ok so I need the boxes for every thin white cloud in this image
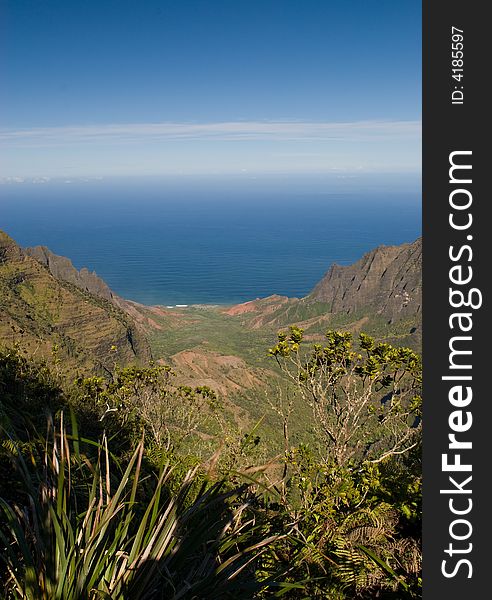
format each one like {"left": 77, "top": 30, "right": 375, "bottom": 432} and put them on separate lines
{"left": 0, "top": 119, "right": 421, "bottom": 147}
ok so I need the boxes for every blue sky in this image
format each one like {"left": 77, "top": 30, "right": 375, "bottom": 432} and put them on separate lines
{"left": 0, "top": 0, "right": 421, "bottom": 180}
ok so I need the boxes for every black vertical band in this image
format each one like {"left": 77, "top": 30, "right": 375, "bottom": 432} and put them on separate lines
{"left": 423, "top": 2, "right": 489, "bottom": 596}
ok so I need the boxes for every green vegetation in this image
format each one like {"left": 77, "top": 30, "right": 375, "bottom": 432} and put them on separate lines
{"left": 143, "top": 301, "right": 419, "bottom": 369}
{"left": 268, "top": 328, "right": 421, "bottom": 466}
{"left": 147, "top": 305, "right": 275, "bottom": 367}
{"left": 263, "top": 328, "right": 422, "bottom": 597}
{"left": 138, "top": 300, "right": 421, "bottom": 463}
{"left": 1, "top": 329, "right": 422, "bottom": 598}
{"left": 0, "top": 231, "right": 150, "bottom": 374}
{"left": 1, "top": 232, "right": 422, "bottom": 597}
{"left": 1, "top": 424, "right": 273, "bottom": 599}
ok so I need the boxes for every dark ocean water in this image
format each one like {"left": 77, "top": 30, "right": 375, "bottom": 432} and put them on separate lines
{"left": 0, "top": 178, "right": 421, "bottom": 305}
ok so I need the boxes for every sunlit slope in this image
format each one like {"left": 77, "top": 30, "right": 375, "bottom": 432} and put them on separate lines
{"left": 0, "top": 230, "right": 151, "bottom": 373}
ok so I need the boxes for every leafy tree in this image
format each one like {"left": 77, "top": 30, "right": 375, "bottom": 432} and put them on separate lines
{"left": 269, "top": 329, "right": 421, "bottom": 467}
{"left": 259, "top": 329, "right": 422, "bottom": 598}
{"left": 1, "top": 334, "right": 423, "bottom": 599}
{"left": 72, "top": 364, "right": 223, "bottom": 455}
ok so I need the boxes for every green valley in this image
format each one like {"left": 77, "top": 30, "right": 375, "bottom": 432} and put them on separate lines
{"left": 0, "top": 229, "right": 422, "bottom": 599}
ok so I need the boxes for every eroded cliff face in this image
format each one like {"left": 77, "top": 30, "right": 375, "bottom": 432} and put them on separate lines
{"left": 1, "top": 231, "right": 151, "bottom": 372}
{"left": 308, "top": 238, "right": 421, "bottom": 323}
{"left": 2, "top": 227, "right": 423, "bottom": 402}
{"left": 25, "top": 245, "right": 117, "bottom": 303}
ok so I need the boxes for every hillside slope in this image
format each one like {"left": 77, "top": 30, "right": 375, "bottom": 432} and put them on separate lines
{"left": 25, "top": 245, "right": 117, "bottom": 304}
{"left": 1, "top": 230, "right": 421, "bottom": 443}
{"left": 0, "top": 230, "right": 151, "bottom": 372}
{"left": 308, "top": 238, "right": 421, "bottom": 322}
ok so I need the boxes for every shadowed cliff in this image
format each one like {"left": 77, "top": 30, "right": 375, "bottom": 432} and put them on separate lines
{"left": 308, "top": 238, "right": 422, "bottom": 322}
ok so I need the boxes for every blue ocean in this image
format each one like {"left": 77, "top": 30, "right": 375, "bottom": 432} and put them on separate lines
{"left": 0, "top": 176, "right": 421, "bottom": 306}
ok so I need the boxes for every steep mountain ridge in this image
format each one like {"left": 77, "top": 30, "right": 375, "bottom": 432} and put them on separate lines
{"left": 25, "top": 245, "right": 119, "bottom": 305}
{"left": 2, "top": 228, "right": 421, "bottom": 387}
{"left": 308, "top": 238, "right": 421, "bottom": 321}
{"left": 214, "top": 238, "right": 422, "bottom": 334}
{"left": 0, "top": 230, "right": 151, "bottom": 372}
